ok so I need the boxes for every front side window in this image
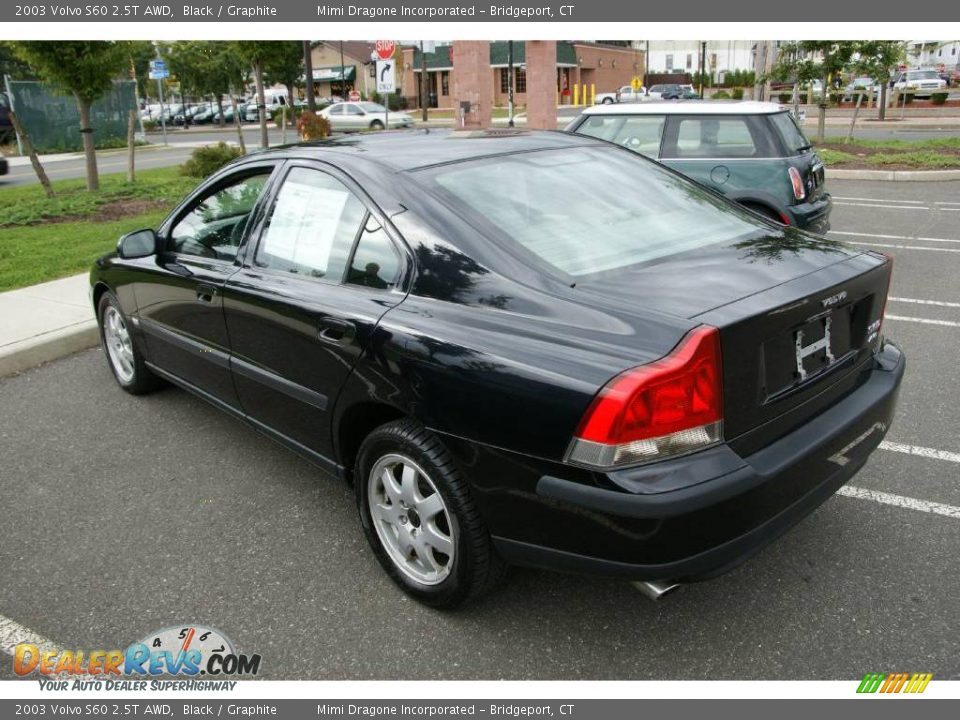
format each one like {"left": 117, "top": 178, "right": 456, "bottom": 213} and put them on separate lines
{"left": 576, "top": 115, "right": 665, "bottom": 158}
{"left": 665, "top": 116, "right": 759, "bottom": 158}
{"left": 169, "top": 172, "right": 271, "bottom": 261}
{"left": 426, "top": 146, "right": 761, "bottom": 278}
{"left": 255, "top": 167, "right": 365, "bottom": 281}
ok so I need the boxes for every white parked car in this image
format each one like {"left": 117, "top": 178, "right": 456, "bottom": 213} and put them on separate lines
{"left": 595, "top": 85, "right": 647, "bottom": 104}
{"left": 318, "top": 102, "right": 414, "bottom": 131}
{"left": 892, "top": 69, "right": 947, "bottom": 97}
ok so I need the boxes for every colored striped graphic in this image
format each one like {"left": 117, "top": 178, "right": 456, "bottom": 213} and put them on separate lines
{"left": 857, "top": 672, "right": 932, "bottom": 694}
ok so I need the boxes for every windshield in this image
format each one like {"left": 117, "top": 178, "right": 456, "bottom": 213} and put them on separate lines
{"left": 770, "top": 111, "right": 811, "bottom": 154}
{"left": 424, "top": 146, "right": 763, "bottom": 278}
{"left": 908, "top": 71, "right": 938, "bottom": 80}
{"left": 358, "top": 102, "right": 387, "bottom": 112}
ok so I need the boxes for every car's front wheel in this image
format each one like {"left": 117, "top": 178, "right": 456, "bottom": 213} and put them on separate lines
{"left": 97, "top": 292, "right": 161, "bottom": 395}
{"left": 369, "top": 119, "right": 384, "bottom": 130}
{"left": 602, "top": 97, "right": 614, "bottom": 104}
{"left": 356, "top": 419, "right": 506, "bottom": 607}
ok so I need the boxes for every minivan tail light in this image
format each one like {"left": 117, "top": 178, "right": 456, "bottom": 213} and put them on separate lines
{"left": 788, "top": 166, "right": 806, "bottom": 201}
{"left": 566, "top": 326, "right": 723, "bottom": 469}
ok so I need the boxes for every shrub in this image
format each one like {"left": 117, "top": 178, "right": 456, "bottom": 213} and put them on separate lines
{"left": 179, "top": 142, "right": 243, "bottom": 178}
{"left": 297, "top": 112, "right": 332, "bottom": 141}
{"left": 711, "top": 90, "right": 731, "bottom": 100}
{"left": 931, "top": 92, "right": 948, "bottom": 105}
{"left": 731, "top": 87, "right": 744, "bottom": 100}
{"left": 142, "top": 119, "right": 158, "bottom": 132}
{"left": 778, "top": 92, "right": 793, "bottom": 103}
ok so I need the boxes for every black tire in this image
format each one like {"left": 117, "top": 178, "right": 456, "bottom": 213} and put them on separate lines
{"left": 602, "top": 97, "right": 614, "bottom": 104}
{"left": 356, "top": 418, "right": 506, "bottom": 608}
{"left": 97, "top": 292, "right": 162, "bottom": 395}
{"left": 369, "top": 119, "right": 384, "bottom": 130}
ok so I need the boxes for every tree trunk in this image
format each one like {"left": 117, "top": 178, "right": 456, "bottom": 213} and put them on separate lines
{"left": 126, "top": 109, "right": 136, "bottom": 183}
{"left": 8, "top": 110, "right": 55, "bottom": 198}
{"left": 878, "top": 83, "right": 887, "bottom": 120}
{"left": 216, "top": 95, "right": 225, "bottom": 128}
{"left": 304, "top": 41, "right": 317, "bottom": 113}
{"left": 229, "top": 91, "right": 246, "bottom": 155}
{"left": 77, "top": 98, "right": 99, "bottom": 191}
{"left": 846, "top": 92, "right": 864, "bottom": 143}
{"left": 816, "top": 73, "right": 828, "bottom": 143}
{"left": 254, "top": 61, "right": 268, "bottom": 150}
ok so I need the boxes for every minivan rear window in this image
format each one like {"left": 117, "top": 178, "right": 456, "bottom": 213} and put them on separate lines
{"left": 425, "top": 146, "right": 762, "bottom": 278}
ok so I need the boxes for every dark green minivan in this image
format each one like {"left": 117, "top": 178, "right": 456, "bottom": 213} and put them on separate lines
{"left": 567, "top": 101, "right": 831, "bottom": 234}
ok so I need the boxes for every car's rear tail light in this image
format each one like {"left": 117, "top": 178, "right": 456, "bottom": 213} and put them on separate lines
{"left": 788, "top": 166, "right": 806, "bottom": 201}
{"left": 879, "top": 252, "right": 894, "bottom": 334}
{"left": 566, "top": 326, "right": 723, "bottom": 469}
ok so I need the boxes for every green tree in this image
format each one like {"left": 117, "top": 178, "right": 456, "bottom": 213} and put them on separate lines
{"left": 233, "top": 41, "right": 304, "bottom": 149}
{"left": 850, "top": 41, "right": 905, "bottom": 125}
{"left": 9, "top": 41, "right": 129, "bottom": 190}
{"left": 0, "top": 41, "right": 33, "bottom": 80}
{"left": 770, "top": 41, "right": 858, "bottom": 142}
{"left": 263, "top": 41, "right": 303, "bottom": 104}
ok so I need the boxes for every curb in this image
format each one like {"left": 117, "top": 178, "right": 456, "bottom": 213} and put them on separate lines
{"left": 0, "top": 321, "right": 99, "bottom": 378}
{"left": 826, "top": 168, "right": 960, "bottom": 182}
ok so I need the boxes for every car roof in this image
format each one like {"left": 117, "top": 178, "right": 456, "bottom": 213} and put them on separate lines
{"left": 262, "top": 129, "right": 604, "bottom": 172}
{"left": 581, "top": 101, "right": 787, "bottom": 116}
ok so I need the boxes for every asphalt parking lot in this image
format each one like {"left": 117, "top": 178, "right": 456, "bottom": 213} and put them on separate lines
{"left": 1, "top": 178, "right": 959, "bottom": 681}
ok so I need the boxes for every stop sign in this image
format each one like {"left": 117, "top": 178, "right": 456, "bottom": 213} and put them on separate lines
{"left": 375, "top": 40, "right": 396, "bottom": 61}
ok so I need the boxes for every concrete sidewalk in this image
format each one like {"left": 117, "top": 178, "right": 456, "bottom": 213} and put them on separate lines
{"left": 0, "top": 273, "right": 98, "bottom": 377}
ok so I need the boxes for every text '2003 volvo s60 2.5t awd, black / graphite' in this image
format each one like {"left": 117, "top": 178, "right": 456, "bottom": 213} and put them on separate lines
{"left": 89, "top": 129, "right": 904, "bottom": 608}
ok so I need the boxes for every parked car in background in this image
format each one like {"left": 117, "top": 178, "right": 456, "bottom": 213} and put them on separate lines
{"left": 0, "top": 90, "right": 13, "bottom": 151}
{"left": 595, "top": 85, "right": 647, "bottom": 104}
{"left": 647, "top": 84, "right": 700, "bottom": 100}
{"left": 842, "top": 77, "right": 880, "bottom": 101}
{"left": 172, "top": 104, "right": 211, "bottom": 126}
{"left": 891, "top": 69, "right": 947, "bottom": 97}
{"left": 567, "top": 101, "right": 832, "bottom": 233}
{"left": 318, "top": 102, "right": 413, "bottom": 131}
{"left": 89, "top": 129, "right": 902, "bottom": 607}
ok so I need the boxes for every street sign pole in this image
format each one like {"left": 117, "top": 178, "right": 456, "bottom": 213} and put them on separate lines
{"left": 150, "top": 52, "right": 169, "bottom": 146}
{"left": 157, "top": 77, "right": 167, "bottom": 146}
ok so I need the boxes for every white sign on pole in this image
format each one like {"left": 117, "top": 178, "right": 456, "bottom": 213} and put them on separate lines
{"left": 376, "top": 60, "right": 396, "bottom": 94}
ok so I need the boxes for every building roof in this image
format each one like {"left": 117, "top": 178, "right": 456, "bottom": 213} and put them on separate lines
{"left": 581, "top": 100, "right": 787, "bottom": 116}
{"left": 265, "top": 129, "right": 602, "bottom": 172}
{"left": 317, "top": 41, "right": 376, "bottom": 64}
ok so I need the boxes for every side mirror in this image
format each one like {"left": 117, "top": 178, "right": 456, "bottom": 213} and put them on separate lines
{"left": 117, "top": 229, "right": 159, "bottom": 259}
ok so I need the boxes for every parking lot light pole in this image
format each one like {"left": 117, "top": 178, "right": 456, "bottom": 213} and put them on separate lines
{"left": 421, "top": 41, "right": 429, "bottom": 122}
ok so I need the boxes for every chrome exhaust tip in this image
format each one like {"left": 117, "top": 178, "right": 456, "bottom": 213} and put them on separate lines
{"left": 632, "top": 580, "right": 681, "bottom": 601}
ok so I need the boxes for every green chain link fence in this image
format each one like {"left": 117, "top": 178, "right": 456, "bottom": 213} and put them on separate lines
{"left": 5, "top": 79, "right": 137, "bottom": 153}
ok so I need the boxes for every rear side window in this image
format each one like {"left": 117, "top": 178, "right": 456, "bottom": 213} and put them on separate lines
{"left": 769, "top": 111, "right": 811, "bottom": 155}
{"left": 426, "top": 146, "right": 761, "bottom": 278}
{"left": 347, "top": 220, "right": 402, "bottom": 290}
{"left": 576, "top": 115, "right": 665, "bottom": 158}
{"left": 255, "top": 167, "right": 365, "bottom": 281}
{"left": 663, "top": 116, "right": 759, "bottom": 158}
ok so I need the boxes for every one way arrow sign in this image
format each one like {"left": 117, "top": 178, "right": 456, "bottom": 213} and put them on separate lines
{"left": 376, "top": 60, "right": 395, "bottom": 94}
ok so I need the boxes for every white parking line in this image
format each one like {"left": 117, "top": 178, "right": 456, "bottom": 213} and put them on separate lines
{"left": 879, "top": 440, "right": 960, "bottom": 464}
{"left": 885, "top": 314, "right": 960, "bottom": 328}
{"left": 889, "top": 297, "right": 960, "bottom": 308}
{"left": 838, "top": 486, "right": 960, "bottom": 520}
{"left": 832, "top": 196, "right": 927, "bottom": 204}
{"left": 934, "top": 201, "right": 960, "bottom": 207}
{"left": 0, "top": 615, "right": 61, "bottom": 657}
{"left": 830, "top": 231, "right": 960, "bottom": 245}
{"left": 833, "top": 202, "right": 929, "bottom": 211}
{"left": 846, "top": 241, "right": 960, "bottom": 254}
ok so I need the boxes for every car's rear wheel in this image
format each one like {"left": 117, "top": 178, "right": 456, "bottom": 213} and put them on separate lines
{"left": 369, "top": 119, "right": 384, "bottom": 130}
{"left": 741, "top": 202, "right": 784, "bottom": 224}
{"left": 97, "top": 292, "right": 161, "bottom": 395}
{"left": 602, "top": 97, "right": 614, "bottom": 104}
{"left": 356, "top": 419, "right": 506, "bottom": 607}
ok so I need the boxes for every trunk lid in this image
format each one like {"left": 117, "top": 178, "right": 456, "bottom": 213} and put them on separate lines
{"left": 576, "top": 230, "right": 891, "bottom": 450}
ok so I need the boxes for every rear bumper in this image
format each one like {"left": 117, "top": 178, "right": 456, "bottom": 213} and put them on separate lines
{"left": 468, "top": 340, "right": 904, "bottom": 582}
{"left": 788, "top": 193, "right": 832, "bottom": 234}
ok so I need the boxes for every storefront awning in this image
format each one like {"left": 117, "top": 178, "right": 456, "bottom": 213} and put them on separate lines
{"left": 312, "top": 66, "right": 356, "bottom": 82}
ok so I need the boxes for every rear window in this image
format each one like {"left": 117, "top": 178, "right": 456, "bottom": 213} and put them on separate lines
{"left": 769, "top": 111, "right": 811, "bottom": 154}
{"left": 424, "top": 146, "right": 761, "bottom": 278}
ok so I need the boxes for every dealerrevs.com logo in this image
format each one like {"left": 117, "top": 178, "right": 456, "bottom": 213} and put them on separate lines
{"left": 857, "top": 673, "right": 933, "bottom": 694}
{"left": 14, "top": 625, "right": 261, "bottom": 690}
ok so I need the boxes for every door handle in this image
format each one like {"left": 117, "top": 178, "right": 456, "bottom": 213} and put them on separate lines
{"left": 196, "top": 284, "right": 217, "bottom": 304}
{"left": 318, "top": 318, "right": 355, "bottom": 344}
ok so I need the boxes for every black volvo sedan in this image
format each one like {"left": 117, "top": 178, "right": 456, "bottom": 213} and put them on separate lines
{"left": 90, "top": 129, "right": 904, "bottom": 607}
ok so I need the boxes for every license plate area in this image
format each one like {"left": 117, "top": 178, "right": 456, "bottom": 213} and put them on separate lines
{"left": 762, "top": 308, "right": 855, "bottom": 402}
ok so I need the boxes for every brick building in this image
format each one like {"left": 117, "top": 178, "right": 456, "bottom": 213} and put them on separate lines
{"left": 398, "top": 41, "right": 645, "bottom": 109}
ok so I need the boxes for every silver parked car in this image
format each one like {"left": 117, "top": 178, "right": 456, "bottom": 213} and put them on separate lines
{"left": 318, "top": 102, "right": 414, "bottom": 132}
